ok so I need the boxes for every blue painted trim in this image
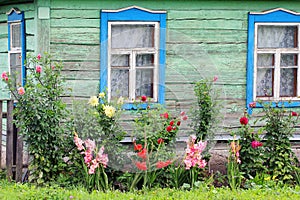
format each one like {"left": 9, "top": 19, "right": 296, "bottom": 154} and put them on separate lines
{"left": 247, "top": 9, "right": 300, "bottom": 113}
{"left": 100, "top": 7, "right": 167, "bottom": 109}
{"left": 7, "top": 10, "right": 26, "bottom": 86}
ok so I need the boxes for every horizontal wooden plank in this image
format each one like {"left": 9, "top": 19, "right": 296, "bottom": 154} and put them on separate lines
{"left": 64, "top": 79, "right": 99, "bottom": 97}
{"left": 0, "top": 3, "right": 34, "bottom": 15}
{"left": 167, "top": 42, "right": 247, "bottom": 54}
{"left": 168, "top": 19, "right": 246, "bottom": 30}
{"left": 62, "top": 61, "right": 100, "bottom": 71}
{"left": 51, "top": 18, "right": 100, "bottom": 28}
{"left": 168, "top": 10, "right": 247, "bottom": 20}
{"left": 50, "top": 44, "right": 100, "bottom": 61}
{"left": 50, "top": 0, "right": 300, "bottom": 11}
{"left": 50, "top": 29, "right": 99, "bottom": 45}
{"left": 51, "top": 9, "right": 100, "bottom": 19}
{"left": 0, "top": 53, "right": 8, "bottom": 67}
{"left": 61, "top": 70, "right": 100, "bottom": 80}
{"left": 167, "top": 29, "right": 247, "bottom": 43}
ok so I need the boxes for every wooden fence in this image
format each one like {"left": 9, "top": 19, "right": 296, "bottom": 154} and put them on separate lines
{"left": 0, "top": 100, "right": 23, "bottom": 182}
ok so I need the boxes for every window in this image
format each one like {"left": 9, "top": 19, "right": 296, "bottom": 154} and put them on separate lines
{"left": 7, "top": 8, "right": 26, "bottom": 87}
{"left": 247, "top": 8, "right": 300, "bottom": 112}
{"left": 100, "top": 6, "right": 166, "bottom": 109}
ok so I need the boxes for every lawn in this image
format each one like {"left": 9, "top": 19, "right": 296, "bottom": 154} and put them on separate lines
{"left": 0, "top": 180, "right": 300, "bottom": 200}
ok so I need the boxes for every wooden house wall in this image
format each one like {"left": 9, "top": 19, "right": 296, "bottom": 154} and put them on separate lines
{"left": 2, "top": 1, "right": 300, "bottom": 138}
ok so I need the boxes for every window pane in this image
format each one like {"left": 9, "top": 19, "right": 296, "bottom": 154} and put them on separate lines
{"left": 257, "top": 54, "right": 274, "bottom": 67}
{"left": 256, "top": 68, "right": 273, "bottom": 97}
{"left": 111, "top": 54, "right": 129, "bottom": 67}
{"left": 11, "top": 23, "right": 21, "bottom": 49}
{"left": 111, "top": 69, "right": 129, "bottom": 98}
{"left": 111, "top": 24, "right": 154, "bottom": 49}
{"left": 136, "top": 54, "right": 154, "bottom": 67}
{"left": 10, "top": 53, "right": 22, "bottom": 86}
{"left": 280, "top": 68, "right": 297, "bottom": 97}
{"left": 281, "top": 54, "right": 298, "bottom": 67}
{"left": 257, "top": 25, "right": 297, "bottom": 48}
{"left": 135, "top": 69, "right": 153, "bottom": 98}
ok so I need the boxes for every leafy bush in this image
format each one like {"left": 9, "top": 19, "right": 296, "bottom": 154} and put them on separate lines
{"left": 189, "top": 77, "right": 220, "bottom": 142}
{"left": 2, "top": 53, "right": 72, "bottom": 184}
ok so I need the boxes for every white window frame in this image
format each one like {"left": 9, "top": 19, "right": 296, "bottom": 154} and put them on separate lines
{"left": 8, "top": 22, "right": 22, "bottom": 86}
{"left": 253, "top": 22, "right": 300, "bottom": 101}
{"left": 107, "top": 21, "right": 159, "bottom": 102}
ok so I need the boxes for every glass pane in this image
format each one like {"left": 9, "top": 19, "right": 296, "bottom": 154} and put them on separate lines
{"left": 135, "top": 69, "right": 153, "bottom": 98}
{"left": 136, "top": 54, "right": 154, "bottom": 67}
{"left": 280, "top": 68, "right": 296, "bottom": 97}
{"left": 110, "top": 69, "right": 129, "bottom": 98}
{"left": 111, "top": 54, "right": 129, "bottom": 67}
{"left": 11, "top": 23, "right": 21, "bottom": 49}
{"left": 257, "top": 25, "right": 297, "bottom": 48}
{"left": 257, "top": 54, "right": 274, "bottom": 67}
{"left": 10, "top": 53, "right": 22, "bottom": 86}
{"left": 111, "top": 24, "right": 154, "bottom": 49}
{"left": 281, "top": 54, "right": 298, "bottom": 67}
{"left": 256, "top": 68, "right": 273, "bottom": 97}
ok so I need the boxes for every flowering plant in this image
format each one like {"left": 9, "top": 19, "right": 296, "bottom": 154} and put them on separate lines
{"left": 133, "top": 96, "right": 187, "bottom": 151}
{"left": 183, "top": 135, "right": 207, "bottom": 188}
{"left": 236, "top": 112, "right": 266, "bottom": 179}
{"left": 74, "top": 133, "right": 109, "bottom": 191}
{"left": 2, "top": 53, "right": 72, "bottom": 184}
{"left": 72, "top": 92, "right": 126, "bottom": 172}
{"left": 227, "top": 136, "right": 243, "bottom": 190}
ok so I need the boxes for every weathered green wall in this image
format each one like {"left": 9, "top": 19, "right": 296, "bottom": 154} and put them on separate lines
{"left": 2, "top": 0, "right": 300, "bottom": 136}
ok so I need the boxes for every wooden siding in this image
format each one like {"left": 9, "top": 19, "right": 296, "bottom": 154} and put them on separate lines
{"left": 2, "top": 1, "right": 300, "bottom": 137}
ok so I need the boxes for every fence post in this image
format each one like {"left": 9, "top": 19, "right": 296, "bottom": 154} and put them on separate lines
{"left": 6, "top": 100, "right": 13, "bottom": 181}
{"left": 0, "top": 100, "right": 2, "bottom": 169}
{"left": 15, "top": 128, "right": 23, "bottom": 182}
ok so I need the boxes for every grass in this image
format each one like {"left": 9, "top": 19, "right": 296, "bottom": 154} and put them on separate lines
{"left": 1, "top": 180, "right": 300, "bottom": 200}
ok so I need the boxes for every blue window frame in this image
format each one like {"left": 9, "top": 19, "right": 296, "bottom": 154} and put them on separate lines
{"left": 7, "top": 8, "right": 26, "bottom": 87}
{"left": 100, "top": 6, "right": 166, "bottom": 109}
{"left": 247, "top": 8, "right": 300, "bottom": 113}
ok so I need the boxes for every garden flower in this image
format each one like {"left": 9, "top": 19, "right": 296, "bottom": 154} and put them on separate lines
{"left": 74, "top": 132, "right": 84, "bottom": 151}
{"left": 292, "top": 111, "right": 298, "bottom": 116}
{"left": 85, "top": 139, "right": 96, "bottom": 151}
{"left": 170, "top": 120, "right": 174, "bottom": 126}
{"left": 89, "top": 159, "right": 99, "bottom": 174}
{"left": 177, "top": 121, "right": 181, "bottom": 126}
{"left": 239, "top": 116, "right": 248, "bottom": 125}
{"left": 251, "top": 140, "right": 263, "bottom": 149}
{"left": 157, "top": 138, "right": 164, "bottom": 144}
{"left": 141, "top": 95, "right": 147, "bottom": 102}
{"left": 184, "top": 135, "right": 207, "bottom": 169}
{"left": 180, "top": 111, "right": 185, "bottom": 116}
{"left": 17, "top": 87, "right": 25, "bottom": 95}
{"left": 134, "top": 142, "right": 143, "bottom": 151}
{"left": 36, "top": 65, "right": 42, "bottom": 73}
{"left": 160, "top": 112, "right": 169, "bottom": 119}
{"left": 104, "top": 105, "right": 116, "bottom": 118}
{"left": 172, "top": 126, "right": 177, "bottom": 130}
{"left": 117, "top": 96, "right": 124, "bottom": 105}
{"left": 1, "top": 71, "right": 8, "bottom": 81}
{"left": 166, "top": 125, "right": 172, "bottom": 132}
{"left": 156, "top": 160, "right": 172, "bottom": 169}
{"left": 249, "top": 102, "right": 256, "bottom": 108}
{"left": 182, "top": 115, "right": 188, "bottom": 120}
{"left": 213, "top": 75, "right": 218, "bottom": 82}
{"left": 135, "top": 161, "right": 147, "bottom": 171}
{"left": 137, "top": 148, "right": 147, "bottom": 159}
{"left": 96, "top": 146, "right": 109, "bottom": 168}
{"left": 83, "top": 149, "right": 93, "bottom": 165}
{"left": 37, "top": 53, "right": 41, "bottom": 60}
{"left": 88, "top": 96, "right": 99, "bottom": 106}
{"left": 98, "top": 92, "right": 105, "bottom": 98}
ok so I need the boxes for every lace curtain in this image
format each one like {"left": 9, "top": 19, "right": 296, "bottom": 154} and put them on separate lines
{"left": 256, "top": 26, "right": 297, "bottom": 97}
{"left": 110, "top": 25, "right": 155, "bottom": 98}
